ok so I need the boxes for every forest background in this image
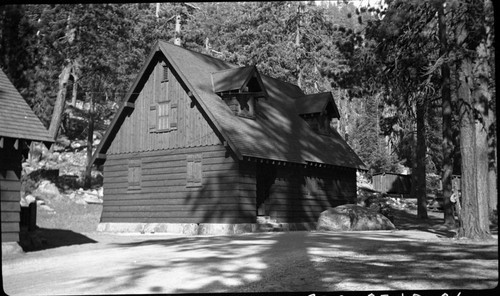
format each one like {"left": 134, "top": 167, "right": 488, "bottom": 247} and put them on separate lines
{"left": 0, "top": 0, "right": 496, "bottom": 240}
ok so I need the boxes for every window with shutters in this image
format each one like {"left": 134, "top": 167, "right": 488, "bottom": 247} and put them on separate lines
{"left": 128, "top": 159, "right": 141, "bottom": 190}
{"left": 150, "top": 101, "right": 178, "bottom": 132}
{"left": 149, "top": 62, "right": 177, "bottom": 133}
{"left": 186, "top": 154, "right": 202, "bottom": 187}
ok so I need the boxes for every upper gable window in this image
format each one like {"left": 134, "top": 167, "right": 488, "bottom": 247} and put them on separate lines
{"left": 149, "top": 61, "right": 178, "bottom": 133}
{"left": 157, "top": 102, "right": 170, "bottom": 131}
{"left": 150, "top": 101, "right": 178, "bottom": 132}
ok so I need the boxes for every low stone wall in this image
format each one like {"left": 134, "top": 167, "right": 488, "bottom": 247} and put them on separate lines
{"left": 97, "top": 222, "right": 317, "bottom": 235}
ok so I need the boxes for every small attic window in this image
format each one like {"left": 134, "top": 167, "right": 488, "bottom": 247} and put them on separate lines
{"left": 222, "top": 94, "right": 256, "bottom": 118}
{"left": 162, "top": 65, "right": 169, "bottom": 82}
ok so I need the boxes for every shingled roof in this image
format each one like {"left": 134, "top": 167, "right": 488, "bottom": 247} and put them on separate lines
{"left": 0, "top": 69, "right": 53, "bottom": 143}
{"left": 92, "top": 40, "right": 365, "bottom": 170}
{"left": 212, "top": 66, "right": 255, "bottom": 93}
{"left": 294, "top": 92, "right": 340, "bottom": 118}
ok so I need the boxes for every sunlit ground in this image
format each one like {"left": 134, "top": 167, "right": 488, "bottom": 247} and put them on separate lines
{"left": 3, "top": 231, "right": 497, "bottom": 294}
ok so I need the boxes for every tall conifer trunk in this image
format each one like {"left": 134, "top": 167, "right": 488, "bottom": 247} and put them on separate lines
{"left": 456, "top": 11, "right": 491, "bottom": 238}
{"left": 48, "top": 63, "right": 72, "bottom": 139}
{"left": 437, "top": 0, "right": 455, "bottom": 226}
{"left": 84, "top": 92, "right": 94, "bottom": 189}
{"left": 481, "top": 0, "right": 497, "bottom": 218}
{"left": 415, "top": 98, "right": 428, "bottom": 219}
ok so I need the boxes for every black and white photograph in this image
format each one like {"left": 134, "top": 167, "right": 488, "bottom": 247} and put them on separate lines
{"left": 1, "top": 1, "right": 497, "bottom": 295}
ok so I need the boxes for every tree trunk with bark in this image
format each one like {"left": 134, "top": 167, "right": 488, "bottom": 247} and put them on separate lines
{"left": 174, "top": 15, "right": 181, "bottom": 46}
{"left": 472, "top": 0, "right": 493, "bottom": 231}
{"left": 454, "top": 0, "right": 492, "bottom": 240}
{"left": 437, "top": 0, "right": 455, "bottom": 226}
{"left": 48, "top": 63, "right": 72, "bottom": 139}
{"left": 70, "top": 76, "right": 78, "bottom": 106}
{"left": 456, "top": 57, "right": 491, "bottom": 239}
{"left": 482, "top": 0, "right": 497, "bottom": 217}
{"left": 84, "top": 92, "right": 94, "bottom": 189}
{"left": 415, "top": 98, "right": 428, "bottom": 219}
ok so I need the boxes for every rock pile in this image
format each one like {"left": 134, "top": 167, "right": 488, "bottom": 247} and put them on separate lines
{"left": 68, "top": 188, "right": 103, "bottom": 204}
{"left": 21, "top": 179, "right": 103, "bottom": 210}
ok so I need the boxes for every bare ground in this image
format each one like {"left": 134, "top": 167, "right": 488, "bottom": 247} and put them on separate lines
{"left": 2, "top": 207, "right": 498, "bottom": 295}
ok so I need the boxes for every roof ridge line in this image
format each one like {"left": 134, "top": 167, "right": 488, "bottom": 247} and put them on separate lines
{"left": 158, "top": 40, "right": 238, "bottom": 69}
{"left": 260, "top": 73, "right": 301, "bottom": 90}
{"left": 210, "top": 65, "right": 255, "bottom": 74}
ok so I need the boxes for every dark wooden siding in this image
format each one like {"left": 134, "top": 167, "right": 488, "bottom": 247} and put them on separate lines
{"left": 108, "top": 58, "right": 221, "bottom": 154}
{"left": 1, "top": 170, "right": 21, "bottom": 242}
{"left": 240, "top": 161, "right": 356, "bottom": 223}
{"left": 102, "top": 145, "right": 256, "bottom": 224}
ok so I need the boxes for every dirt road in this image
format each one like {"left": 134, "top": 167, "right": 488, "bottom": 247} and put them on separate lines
{"left": 2, "top": 229, "right": 497, "bottom": 295}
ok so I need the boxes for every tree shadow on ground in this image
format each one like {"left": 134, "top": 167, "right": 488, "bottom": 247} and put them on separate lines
{"left": 391, "top": 207, "right": 498, "bottom": 238}
{"left": 304, "top": 231, "right": 498, "bottom": 291}
{"left": 391, "top": 208, "right": 458, "bottom": 238}
{"left": 18, "top": 227, "right": 97, "bottom": 252}
{"left": 74, "top": 230, "right": 498, "bottom": 294}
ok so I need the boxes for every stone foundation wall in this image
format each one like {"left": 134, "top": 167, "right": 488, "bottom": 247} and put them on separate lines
{"left": 97, "top": 222, "right": 317, "bottom": 235}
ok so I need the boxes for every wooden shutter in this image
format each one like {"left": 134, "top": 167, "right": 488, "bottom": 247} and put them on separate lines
{"left": 186, "top": 154, "right": 202, "bottom": 187}
{"left": 193, "top": 160, "right": 202, "bottom": 184}
{"left": 186, "top": 155, "right": 194, "bottom": 183}
{"left": 149, "top": 105, "right": 157, "bottom": 131}
{"left": 170, "top": 102, "right": 178, "bottom": 129}
{"left": 128, "top": 159, "right": 141, "bottom": 190}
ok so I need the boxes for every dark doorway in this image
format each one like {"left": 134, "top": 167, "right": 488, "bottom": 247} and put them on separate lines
{"left": 256, "top": 163, "right": 276, "bottom": 216}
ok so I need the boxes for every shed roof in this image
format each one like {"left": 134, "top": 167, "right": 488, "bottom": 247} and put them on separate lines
{"left": 0, "top": 69, "right": 53, "bottom": 143}
{"left": 294, "top": 92, "right": 340, "bottom": 118}
{"left": 92, "top": 41, "right": 365, "bottom": 170}
{"left": 211, "top": 66, "right": 256, "bottom": 93}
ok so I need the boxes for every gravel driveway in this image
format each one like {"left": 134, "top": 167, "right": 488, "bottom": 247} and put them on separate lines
{"left": 2, "top": 230, "right": 497, "bottom": 295}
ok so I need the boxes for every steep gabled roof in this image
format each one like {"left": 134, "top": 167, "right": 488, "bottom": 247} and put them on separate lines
{"left": 294, "top": 92, "right": 340, "bottom": 119}
{"left": 0, "top": 69, "right": 53, "bottom": 143}
{"left": 91, "top": 40, "right": 365, "bottom": 170}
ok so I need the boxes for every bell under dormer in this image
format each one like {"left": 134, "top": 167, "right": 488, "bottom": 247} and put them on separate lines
{"left": 211, "top": 66, "right": 268, "bottom": 118}
{"left": 294, "top": 92, "right": 341, "bottom": 135}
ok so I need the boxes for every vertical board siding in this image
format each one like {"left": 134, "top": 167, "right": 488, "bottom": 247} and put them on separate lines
{"left": 109, "top": 58, "right": 221, "bottom": 155}
{"left": 1, "top": 170, "right": 20, "bottom": 242}
{"left": 373, "top": 173, "right": 412, "bottom": 194}
{"left": 102, "top": 145, "right": 254, "bottom": 224}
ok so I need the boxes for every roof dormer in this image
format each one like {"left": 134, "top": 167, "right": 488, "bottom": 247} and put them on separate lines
{"left": 212, "top": 66, "right": 268, "bottom": 119}
{"left": 294, "top": 92, "right": 340, "bottom": 135}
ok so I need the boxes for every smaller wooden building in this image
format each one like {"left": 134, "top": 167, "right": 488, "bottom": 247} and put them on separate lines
{"left": 0, "top": 69, "right": 53, "bottom": 249}
{"left": 372, "top": 172, "right": 412, "bottom": 196}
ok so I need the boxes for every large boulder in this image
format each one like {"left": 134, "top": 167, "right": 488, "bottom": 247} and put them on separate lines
{"left": 317, "top": 204, "right": 396, "bottom": 231}
{"left": 32, "top": 180, "right": 60, "bottom": 199}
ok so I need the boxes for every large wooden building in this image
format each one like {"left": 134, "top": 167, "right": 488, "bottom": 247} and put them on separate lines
{"left": 0, "top": 69, "right": 53, "bottom": 249}
{"left": 91, "top": 41, "right": 365, "bottom": 234}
